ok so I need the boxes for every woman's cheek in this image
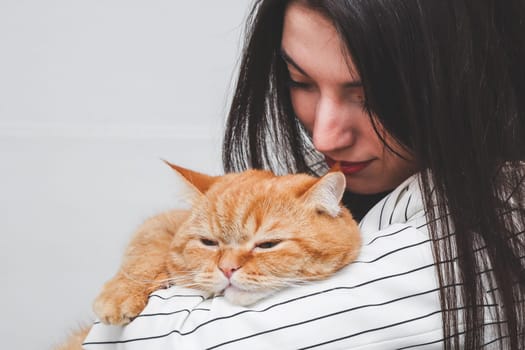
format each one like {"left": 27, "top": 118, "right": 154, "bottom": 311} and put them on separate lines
{"left": 290, "top": 90, "right": 317, "bottom": 131}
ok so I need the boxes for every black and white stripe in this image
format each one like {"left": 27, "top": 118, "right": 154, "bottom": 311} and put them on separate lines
{"left": 82, "top": 174, "right": 500, "bottom": 349}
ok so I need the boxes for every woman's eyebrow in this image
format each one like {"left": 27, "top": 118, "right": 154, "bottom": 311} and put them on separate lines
{"left": 280, "top": 48, "right": 309, "bottom": 76}
{"left": 343, "top": 80, "right": 363, "bottom": 88}
{"left": 280, "top": 47, "right": 363, "bottom": 88}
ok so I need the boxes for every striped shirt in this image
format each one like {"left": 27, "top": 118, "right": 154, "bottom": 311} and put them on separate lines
{"left": 82, "top": 173, "right": 501, "bottom": 349}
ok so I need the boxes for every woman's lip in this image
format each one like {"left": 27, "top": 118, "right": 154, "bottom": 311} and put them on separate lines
{"left": 326, "top": 157, "right": 373, "bottom": 175}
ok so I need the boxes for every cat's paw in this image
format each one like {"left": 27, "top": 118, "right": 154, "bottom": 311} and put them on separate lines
{"left": 93, "top": 279, "right": 148, "bottom": 326}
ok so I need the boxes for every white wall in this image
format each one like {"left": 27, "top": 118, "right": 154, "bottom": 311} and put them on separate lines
{"left": 0, "top": 1, "right": 252, "bottom": 349}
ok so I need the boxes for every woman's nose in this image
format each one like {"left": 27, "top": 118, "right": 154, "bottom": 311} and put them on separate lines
{"left": 312, "top": 96, "right": 355, "bottom": 153}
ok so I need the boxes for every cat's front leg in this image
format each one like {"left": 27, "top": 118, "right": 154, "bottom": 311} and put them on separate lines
{"left": 93, "top": 271, "right": 168, "bottom": 325}
{"left": 92, "top": 210, "right": 188, "bottom": 325}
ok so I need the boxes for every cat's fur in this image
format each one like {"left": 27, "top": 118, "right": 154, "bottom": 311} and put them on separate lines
{"left": 58, "top": 162, "right": 361, "bottom": 349}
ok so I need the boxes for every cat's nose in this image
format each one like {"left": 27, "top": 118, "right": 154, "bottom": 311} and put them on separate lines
{"left": 220, "top": 266, "right": 239, "bottom": 279}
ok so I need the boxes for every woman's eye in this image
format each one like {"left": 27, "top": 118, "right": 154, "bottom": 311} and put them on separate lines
{"left": 200, "top": 238, "right": 219, "bottom": 247}
{"left": 287, "top": 79, "right": 312, "bottom": 90}
{"left": 256, "top": 240, "right": 282, "bottom": 249}
{"left": 348, "top": 93, "right": 365, "bottom": 105}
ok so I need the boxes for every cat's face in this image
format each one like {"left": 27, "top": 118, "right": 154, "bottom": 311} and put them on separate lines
{"left": 165, "top": 163, "right": 361, "bottom": 306}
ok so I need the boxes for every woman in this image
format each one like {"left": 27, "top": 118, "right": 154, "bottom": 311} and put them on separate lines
{"left": 84, "top": 0, "right": 524, "bottom": 348}
{"left": 224, "top": 0, "right": 525, "bottom": 348}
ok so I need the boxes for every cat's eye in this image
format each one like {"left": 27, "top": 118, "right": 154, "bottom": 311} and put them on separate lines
{"left": 200, "top": 238, "right": 219, "bottom": 247}
{"left": 255, "top": 240, "right": 282, "bottom": 249}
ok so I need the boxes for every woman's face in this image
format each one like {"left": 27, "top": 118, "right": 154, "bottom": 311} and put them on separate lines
{"left": 281, "top": 2, "right": 418, "bottom": 194}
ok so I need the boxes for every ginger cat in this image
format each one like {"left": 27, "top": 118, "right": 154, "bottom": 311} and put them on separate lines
{"left": 58, "top": 162, "right": 361, "bottom": 349}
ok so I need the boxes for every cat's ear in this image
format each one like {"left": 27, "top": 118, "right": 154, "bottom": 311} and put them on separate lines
{"left": 302, "top": 172, "right": 346, "bottom": 217}
{"left": 163, "top": 160, "right": 218, "bottom": 197}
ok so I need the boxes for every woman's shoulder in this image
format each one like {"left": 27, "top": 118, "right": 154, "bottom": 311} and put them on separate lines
{"left": 359, "top": 173, "right": 427, "bottom": 235}
{"left": 82, "top": 174, "right": 448, "bottom": 350}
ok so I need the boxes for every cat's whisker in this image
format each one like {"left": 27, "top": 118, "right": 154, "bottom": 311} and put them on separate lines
{"left": 281, "top": 276, "right": 320, "bottom": 283}
{"left": 240, "top": 276, "right": 322, "bottom": 291}
{"left": 119, "top": 270, "right": 203, "bottom": 287}
{"left": 124, "top": 253, "right": 166, "bottom": 258}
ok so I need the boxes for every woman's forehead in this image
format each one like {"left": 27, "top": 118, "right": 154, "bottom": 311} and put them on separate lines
{"left": 281, "top": 2, "right": 360, "bottom": 82}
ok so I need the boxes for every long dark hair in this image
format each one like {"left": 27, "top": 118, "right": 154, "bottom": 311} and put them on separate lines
{"left": 223, "top": 0, "right": 525, "bottom": 348}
